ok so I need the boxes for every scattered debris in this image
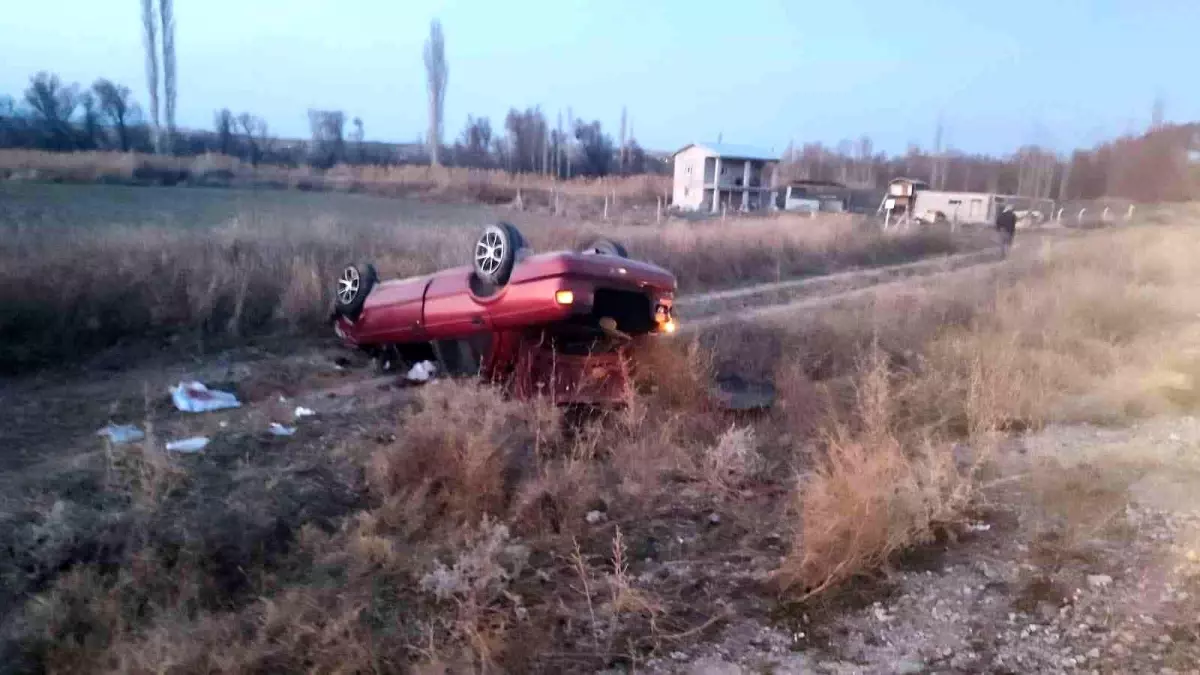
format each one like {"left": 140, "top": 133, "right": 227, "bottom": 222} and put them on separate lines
{"left": 585, "top": 510, "right": 606, "bottom": 524}
{"left": 293, "top": 406, "right": 316, "bottom": 419}
{"left": 708, "top": 512, "right": 722, "bottom": 525}
{"left": 96, "top": 423, "right": 144, "bottom": 444}
{"left": 165, "top": 437, "right": 209, "bottom": 453}
{"left": 967, "top": 521, "right": 992, "bottom": 532}
{"left": 406, "top": 360, "right": 437, "bottom": 383}
{"left": 170, "top": 381, "right": 241, "bottom": 413}
{"left": 1087, "top": 574, "right": 1114, "bottom": 590}
{"left": 268, "top": 423, "right": 296, "bottom": 437}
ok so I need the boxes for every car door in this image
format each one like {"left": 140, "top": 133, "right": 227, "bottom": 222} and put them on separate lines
{"left": 421, "top": 268, "right": 490, "bottom": 340}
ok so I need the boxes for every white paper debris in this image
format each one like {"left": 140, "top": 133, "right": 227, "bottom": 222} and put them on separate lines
{"left": 96, "top": 424, "right": 145, "bottom": 444}
{"left": 165, "top": 437, "right": 209, "bottom": 453}
{"left": 169, "top": 381, "right": 241, "bottom": 413}
{"left": 293, "top": 406, "right": 316, "bottom": 419}
{"left": 406, "top": 360, "right": 437, "bottom": 383}
{"left": 268, "top": 423, "right": 296, "bottom": 437}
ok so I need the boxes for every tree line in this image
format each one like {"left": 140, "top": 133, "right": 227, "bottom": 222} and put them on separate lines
{"left": 777, "top": 122, "right": 1200, "bottom": 203}
{"left": 2, "top": 10, "right": 1194, "bottom": 197}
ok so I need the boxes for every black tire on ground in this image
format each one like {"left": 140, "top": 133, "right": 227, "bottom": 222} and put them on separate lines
{"left": 578, "top": 238, "right": 629, "bottom": 258}
{"left": 472, "top": 222, "right": 525, "bottom": 286}
{"left": 333, "top": 263, "right": 377, "bottom": 319}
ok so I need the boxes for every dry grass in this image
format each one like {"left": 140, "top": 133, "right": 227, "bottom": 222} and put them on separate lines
{"left": 0, "top": 181, "right": 974, "bottom": 372}
{"left": 0, "top": 149, "right": 670, "bottom": 203}
{"left": 5, "top": 210, "right": 1198, "bottom": 670}
{"left": 767, "top": 216, "right": 1200, "bottom": 599}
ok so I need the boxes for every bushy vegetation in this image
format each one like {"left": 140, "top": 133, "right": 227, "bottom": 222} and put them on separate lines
{"left": 3, "top": 212, "right": 1196, "bottom": 671}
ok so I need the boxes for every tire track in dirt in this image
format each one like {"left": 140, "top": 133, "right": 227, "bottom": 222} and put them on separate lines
{"left": 677, "top": 247, "right": 1006, "bottom": 332}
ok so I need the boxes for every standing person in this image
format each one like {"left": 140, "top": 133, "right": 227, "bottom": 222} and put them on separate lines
{"left": 996, "top": 204, "right": 1017, "bottom": 256}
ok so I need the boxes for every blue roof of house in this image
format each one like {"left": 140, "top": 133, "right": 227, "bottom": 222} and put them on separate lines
{"left": 673, "top": 142, "right": 778, "bottom": 161}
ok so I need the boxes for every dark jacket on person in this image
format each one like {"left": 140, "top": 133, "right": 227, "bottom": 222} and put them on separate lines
{"left": 995, "top": 209, "right": 1017, "bottom": 233}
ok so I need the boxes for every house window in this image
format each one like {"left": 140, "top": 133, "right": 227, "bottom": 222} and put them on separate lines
{"left": 684, "top": 187, "right": 689, "bottom": 197}
{"left": 686, "top": 166, "right": 692, "bottom": 175}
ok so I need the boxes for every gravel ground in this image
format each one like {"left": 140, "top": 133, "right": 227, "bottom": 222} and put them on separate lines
{"left": 637, "top": 418, "right": 1200, "bottom": 674}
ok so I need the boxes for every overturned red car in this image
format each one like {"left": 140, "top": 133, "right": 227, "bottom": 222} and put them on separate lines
{"left": 331, "top": 223, "right": 677, "bottom": 403}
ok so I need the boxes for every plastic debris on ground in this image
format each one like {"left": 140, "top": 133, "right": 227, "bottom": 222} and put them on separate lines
{"left": 165, "top": 437, "right": 209, "bottom": 453}
{"left": 169, "top": 381, "right": 241, "bottom": 413}
{"left": 293, "top": 406, "right": 316, "bottom": 419}
{"left": 406, "top": 360, "right": 437, "bottom": 383}
{"left": 268, "top": 423, "right": 297, "bottom": 437}
{"left": 96, "top": 424, "right": 145, "bottom": 444}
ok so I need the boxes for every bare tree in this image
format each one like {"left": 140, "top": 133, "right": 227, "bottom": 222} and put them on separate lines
{"left": 565, "top": 106, "right": 573, "bottom": 177}
{"left": 555, "top": 110, "right": 563, "bottom": 178}
{"left": 92, "top": 79, "right": 138, "bottom": 151}
{"left": 424, "top": 19, "right": 447, "bottom": 166}
{"left": 79, "top": 91, "right": 101, "bottom": 149}
{"left": 141, "top": 0, "right": 161, "bottom": 153}
{"left": 214, "top": 108, "right": 234, "bottom": 155}
{"left": 236, "top": 113, "right": 266, "bottom": 164}
{"left": 160, "top": 0, "right": 177, "bottom": 153}
{"left": 308, "top": 109, "right": 346, "bottom": 168}
{"left": 350, "top": 117, "right": 365, "bottom": 163}
{"left": 24, "top": 72, "right": 79, "bottom": 150}
{"left": 931, "top": 117, "right": 947, "bottom": 189}
{"left": 1057, "top": 153, "right": 1074, "bottom": 201}
{"left": 618, "top": 106, "right": 627, "bottom": 174}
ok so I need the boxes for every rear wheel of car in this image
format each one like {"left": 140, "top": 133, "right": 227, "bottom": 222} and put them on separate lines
{"left": 472, "top": 222, "right": 525, "bottom": 288}
{"left": 333, "top": 262, "right": 377, "bottom": 319}
{"left": 579, "top": 238, "right": 629, "bottom": 258}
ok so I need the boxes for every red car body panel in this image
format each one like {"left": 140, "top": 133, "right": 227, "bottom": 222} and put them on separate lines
{"left": 334, "top": 250, "right": 677, "bottom": 403}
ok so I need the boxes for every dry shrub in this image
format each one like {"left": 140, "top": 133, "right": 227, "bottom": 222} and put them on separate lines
{"left": 703, "top": 425, "right": 762, "bottom": 490}
{"left": 414, "top": 517, "right": 530, "bottom": 672}
{"left": 367, "top": 380, "right": 561, "bottom": 533}
{"left": 777, "top": 346, "right": 981, "bottom": 598}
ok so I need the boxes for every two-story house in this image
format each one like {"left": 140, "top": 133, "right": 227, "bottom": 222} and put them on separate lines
{"left": 671, "top": 143, "right": 778, "bottom": 213}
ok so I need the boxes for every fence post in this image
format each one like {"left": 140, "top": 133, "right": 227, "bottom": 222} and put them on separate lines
{"left": 1126, "top": 204, "right": 1135, "bottom": 221}
{"left": 1102, "top": 207, "right": 1110, "bottom": 222}
{"left": 1055, "top": 208, "right": 1063, "bottom": 222}
{"left": 884, "top": 207, "right": 892, "bottom": 231}
{"left": 722, "top": 202, "right": 727, "bottom": 221}
{"left": 603, "top": 195, "right": 609, "bottom": 221}
{"left": 1078, "top": 208, "right": 1086, "bottom": 223}
{"left": 656, "top": 196, "right": 662, "bottom": 224}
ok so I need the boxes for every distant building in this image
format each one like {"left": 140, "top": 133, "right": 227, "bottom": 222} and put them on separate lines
{"left": 880, "top": 177, "right": 1053, "bottom": 225}
{"left": 672, "top": 143, "right": 778, "bottom": 213}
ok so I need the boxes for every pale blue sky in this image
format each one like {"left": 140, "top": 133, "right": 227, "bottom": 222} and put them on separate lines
{"left": 1, "top": 0, "right": 1195, "bottom": 155}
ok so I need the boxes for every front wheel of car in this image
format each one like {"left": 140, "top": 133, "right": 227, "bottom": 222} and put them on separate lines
{"left": 473, "top": 222, "right": 525, "bottom": 287}
{"left": 333, "top": 262, "right": 377, "bottom": 319}
{"left": 579, "top": 238, "right": 629, "bottom": 258}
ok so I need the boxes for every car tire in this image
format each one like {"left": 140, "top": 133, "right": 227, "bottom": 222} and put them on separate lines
{"left": 333, "top": 262, "right": 377, "bottom": 319}
{"left": 579, "top": 238, "right": 629, "bottom": 258}
{"left": 472, "top": 222, "right": 525, "bottom": 286}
